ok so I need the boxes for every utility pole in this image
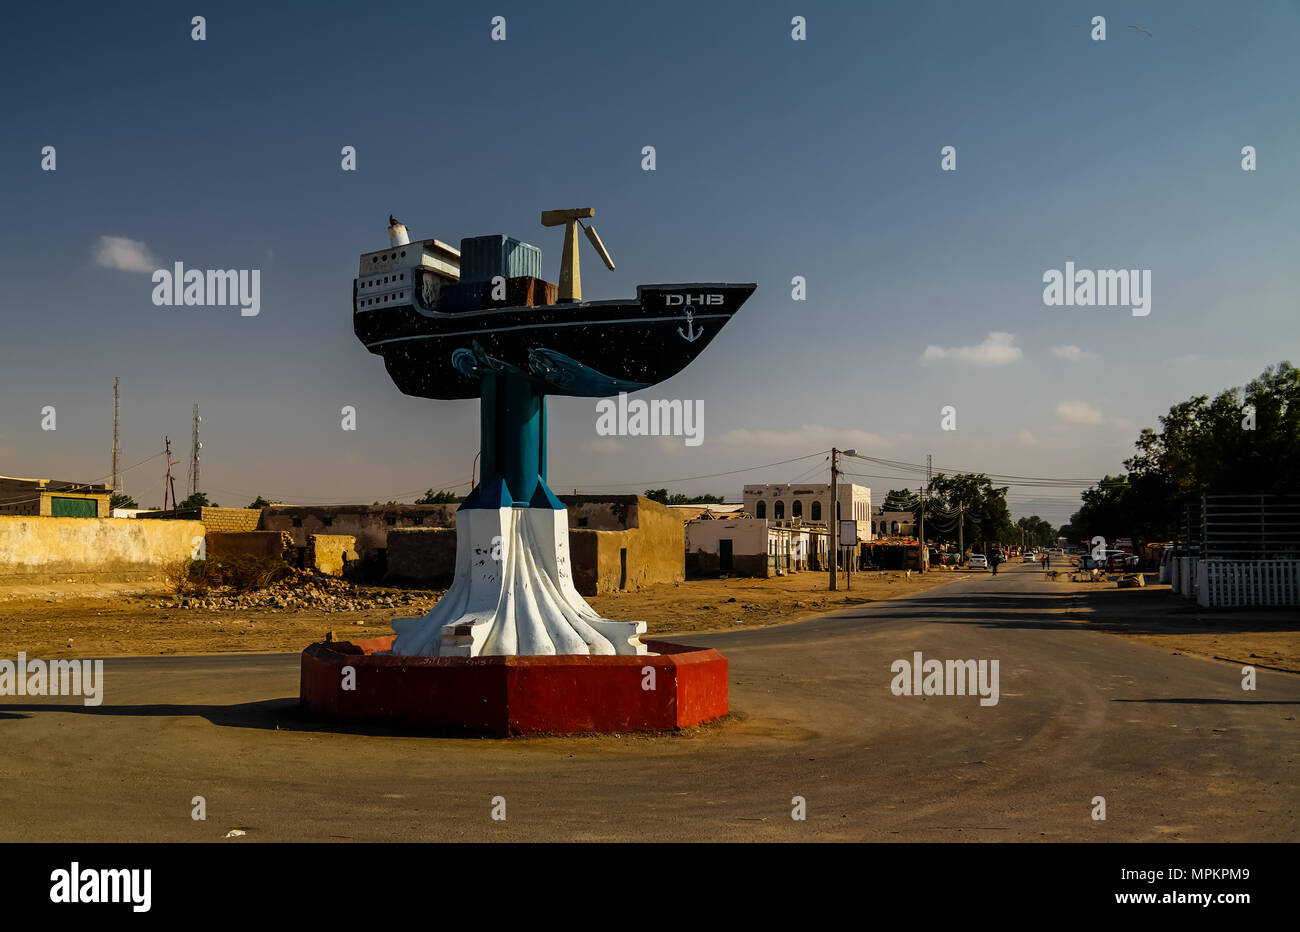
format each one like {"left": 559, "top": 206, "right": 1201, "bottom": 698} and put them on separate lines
{"left": 958, "top": 501, "right": 965, "bottom": 558}
{"left": 829, "top": 448, "right": 839, "bottom": 591}
{"left": 163, "top": 436, "right": 180, "bottom": 511}
{"left": 829, "top": 447, "right": 857, "bottom": 590}
{"left": 920, "top": 453, "right": 931, "bottom": 573}
{"left": 187, "top": 404, "right": 202, "bottom": 496}
{"left": 111, "top": 377, "right": 121, "bottom": 494}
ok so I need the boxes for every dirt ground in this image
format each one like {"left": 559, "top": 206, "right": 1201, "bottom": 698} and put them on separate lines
{"left": 0, "top": 568, "right": 957, "bottom": 658}
{"left": 1057, "top": 575, "right": 1300, "bottom": 674}
{"left": 0, "top": 568, "right": 1295, "bottom": 673}
{"left": 585, "top": 566, "right": 960, "bottom": 637}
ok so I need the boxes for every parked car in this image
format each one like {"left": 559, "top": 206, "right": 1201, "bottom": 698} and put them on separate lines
{"left": 1079, "top": 549, "right": 1132, "bottom": 571}
{"left": 1158, "top": 547, "right": 1189, "bottom": 583}
{"left": 968, "top": 554, "right": 989, "bottom": 570}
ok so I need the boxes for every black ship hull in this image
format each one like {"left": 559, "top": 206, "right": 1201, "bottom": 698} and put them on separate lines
{"left": 355, "top": 282, "right": 756, "bottom": 399}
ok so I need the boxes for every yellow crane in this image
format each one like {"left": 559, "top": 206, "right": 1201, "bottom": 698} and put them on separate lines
{"left": 540, "top": 207, "right": 615, "bottom": 302}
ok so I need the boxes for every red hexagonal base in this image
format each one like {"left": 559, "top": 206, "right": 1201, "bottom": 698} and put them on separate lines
{"left": 300, "top": 635, "right": 728, "bottom": 736}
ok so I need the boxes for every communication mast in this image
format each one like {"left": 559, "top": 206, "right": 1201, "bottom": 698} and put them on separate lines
{"left": 187, "top": 404, "right": 202, "bottom": 496}
{"left": 111, "top": 377, "right": 121, "bottom": 493}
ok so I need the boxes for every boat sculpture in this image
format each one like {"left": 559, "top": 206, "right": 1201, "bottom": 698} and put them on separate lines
{"left": 355, "top": 208, "right": 755, "bottom": 657}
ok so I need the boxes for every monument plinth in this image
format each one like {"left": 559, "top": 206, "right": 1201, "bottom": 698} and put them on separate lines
{"left": 300, "top": 208, "right": 754, "bottom": 734}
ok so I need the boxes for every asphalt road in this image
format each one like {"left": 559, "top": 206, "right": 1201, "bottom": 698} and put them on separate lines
{"left": 1, "top": 563, "right": 1296, "bottom": 841}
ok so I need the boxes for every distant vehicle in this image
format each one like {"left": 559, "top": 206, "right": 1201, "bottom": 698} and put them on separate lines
{"left": 1022, "top": 551, "right": 1037, "bottom": 563}
{"left": 968, "top": 554, "right": 989, "bottom": 570}
{"left": 1079, "top": 549, "right": 1132, "bottom": 570}
{"left": 1158, "top": 547, "right": 1186, "bottom": 583}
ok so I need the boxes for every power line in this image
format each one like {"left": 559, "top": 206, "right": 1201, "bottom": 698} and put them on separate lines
{"left": 845, "top": 452, "right": 1126, "bottom": 489}
{"left": 0, "top": 449, "right": 167, "bottom": 510}
{"left": 560, "top": 450, "right": 831, "bottom": 491}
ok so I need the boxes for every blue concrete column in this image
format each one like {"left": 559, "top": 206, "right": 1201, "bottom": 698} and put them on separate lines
{"left": 474, "top": 372, "right": 544, "bottom": 507}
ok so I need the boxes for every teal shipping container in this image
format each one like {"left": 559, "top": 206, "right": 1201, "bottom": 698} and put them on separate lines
{"left": 459, "top": 234, "right": 543, "bottom": 284}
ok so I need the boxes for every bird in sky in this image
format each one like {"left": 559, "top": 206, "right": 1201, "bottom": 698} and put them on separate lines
{"left": 1128, "top": 25, "right": 1153, "bottom": 37}
{"left": 388, "top": 214, "right": 409, "bottom": 246}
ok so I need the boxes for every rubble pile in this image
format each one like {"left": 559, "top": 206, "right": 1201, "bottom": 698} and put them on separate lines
{"left": 158, "top": 569, "right": 441, "bottom": 613}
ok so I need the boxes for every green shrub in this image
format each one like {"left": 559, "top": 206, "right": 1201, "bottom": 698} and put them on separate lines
{"left": 171, "top": 555, "right": 294, "bottom": 596}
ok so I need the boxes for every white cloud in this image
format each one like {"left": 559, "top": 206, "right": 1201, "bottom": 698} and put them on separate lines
{"left": 584, "top": 437, "right": 625, "bottom": 453}
{"left": 93, "top": 235, "right": 159, "bottom": 273}
{"left": 1051, "top": 345, "right": 1098, "bottom": 363}
{"left": 1055, "top": 401, "right": 1104, "bottom": 425}
{"left": 718, "top": 424, "right": 894, "bottom": 451}
{"left": 921, "top": 332, "right": 1022, "bottom": 367}
{"left": 1017, "top": 429, "right": 1037, "bottom": 445}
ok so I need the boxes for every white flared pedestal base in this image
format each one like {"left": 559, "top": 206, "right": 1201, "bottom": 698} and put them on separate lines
{"left": 390, "top": 506, "right": 647, "bottom": 658}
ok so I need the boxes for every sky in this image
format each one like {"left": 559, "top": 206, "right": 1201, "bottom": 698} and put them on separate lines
{"left": 1, "top": 0, "right": 1296, "bottom": 525}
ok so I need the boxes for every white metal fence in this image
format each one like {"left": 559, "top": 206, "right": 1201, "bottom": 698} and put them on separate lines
{"left": 1195, "top": 559, "right": 1300, "bottom": 608}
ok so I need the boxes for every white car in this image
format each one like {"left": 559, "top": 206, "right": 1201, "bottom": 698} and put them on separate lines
{"left": 1022, "top": 552, "right": 1038, "bottom": 563}
{"left": 968, "top": 554, "right": 989, "bottom": 570}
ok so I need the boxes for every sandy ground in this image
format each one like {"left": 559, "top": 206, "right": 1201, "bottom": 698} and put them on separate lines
{"left": 0, "top": 569, "right": 957, "bottom": 658}
{"left": 0, "top": 567, "right": 1294, "bottom": 672}
{"left": 1056, "top": 574, "right": 1300, "bottom": 673}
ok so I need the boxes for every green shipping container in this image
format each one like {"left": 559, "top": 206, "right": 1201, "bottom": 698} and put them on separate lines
{"left": 458, "top": 235, "right": 543, "bottom": 284}
{"left": 51, "top": 496, "right": 98, "bottom": 517}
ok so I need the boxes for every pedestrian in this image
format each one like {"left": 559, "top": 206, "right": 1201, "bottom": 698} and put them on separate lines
{"left": 991, "top": 551, "right": 1000, "bottom": 575}
{"left": 1044, "top": 553, "right": 1051, "bottom": 571}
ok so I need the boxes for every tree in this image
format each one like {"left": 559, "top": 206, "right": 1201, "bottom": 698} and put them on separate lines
{"left": 1068, "top": 361, "right": 1299, "bottom": 545}
{"left": 1014, "top": 514, "right": 1058, "bottom": 549}
{"left": 644, "top": 489, "right": 724, "bottom": 505}
{"left": 921, "top": 473, "right": 1016, "bottom": 550}
{"left": 248, "top": 496, "right": 271, "bottom": 508}
{"left": 882, "top": 489, "right": 916, "bottom": 512}
{"left": 416, "top": 489, "right": 461, "bottom": 504}
{"left": 109, "top": 492, "right": 138, "bottom": 510}
{"left": 1068, "top": 476, "right": 1137, "bottom": 544}
{"left": 179, "top": 492, "right": 216, "bottom": 508}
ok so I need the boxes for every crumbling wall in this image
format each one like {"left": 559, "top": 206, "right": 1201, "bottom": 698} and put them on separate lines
{"left": 567, "top": 496, "right": 684, "bottom": 595}
{"left": 206, "top": 531, "right": 293, "bottom": 561}
{"left": 384, "top": 527, "right": 457, "bottom": 587}
{"left": 307, "top": 534, "right": 358, "bottom": 577}
{"left": 0, "top": 515, "right": 205, "bottom": 583}
{"left": 260, "top": 505, "right": 457, "bottom": 557}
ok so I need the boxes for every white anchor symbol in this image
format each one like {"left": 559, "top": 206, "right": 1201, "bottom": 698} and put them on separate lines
{"left": 677, "top": 308, "right": 704, "bottom": 343}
